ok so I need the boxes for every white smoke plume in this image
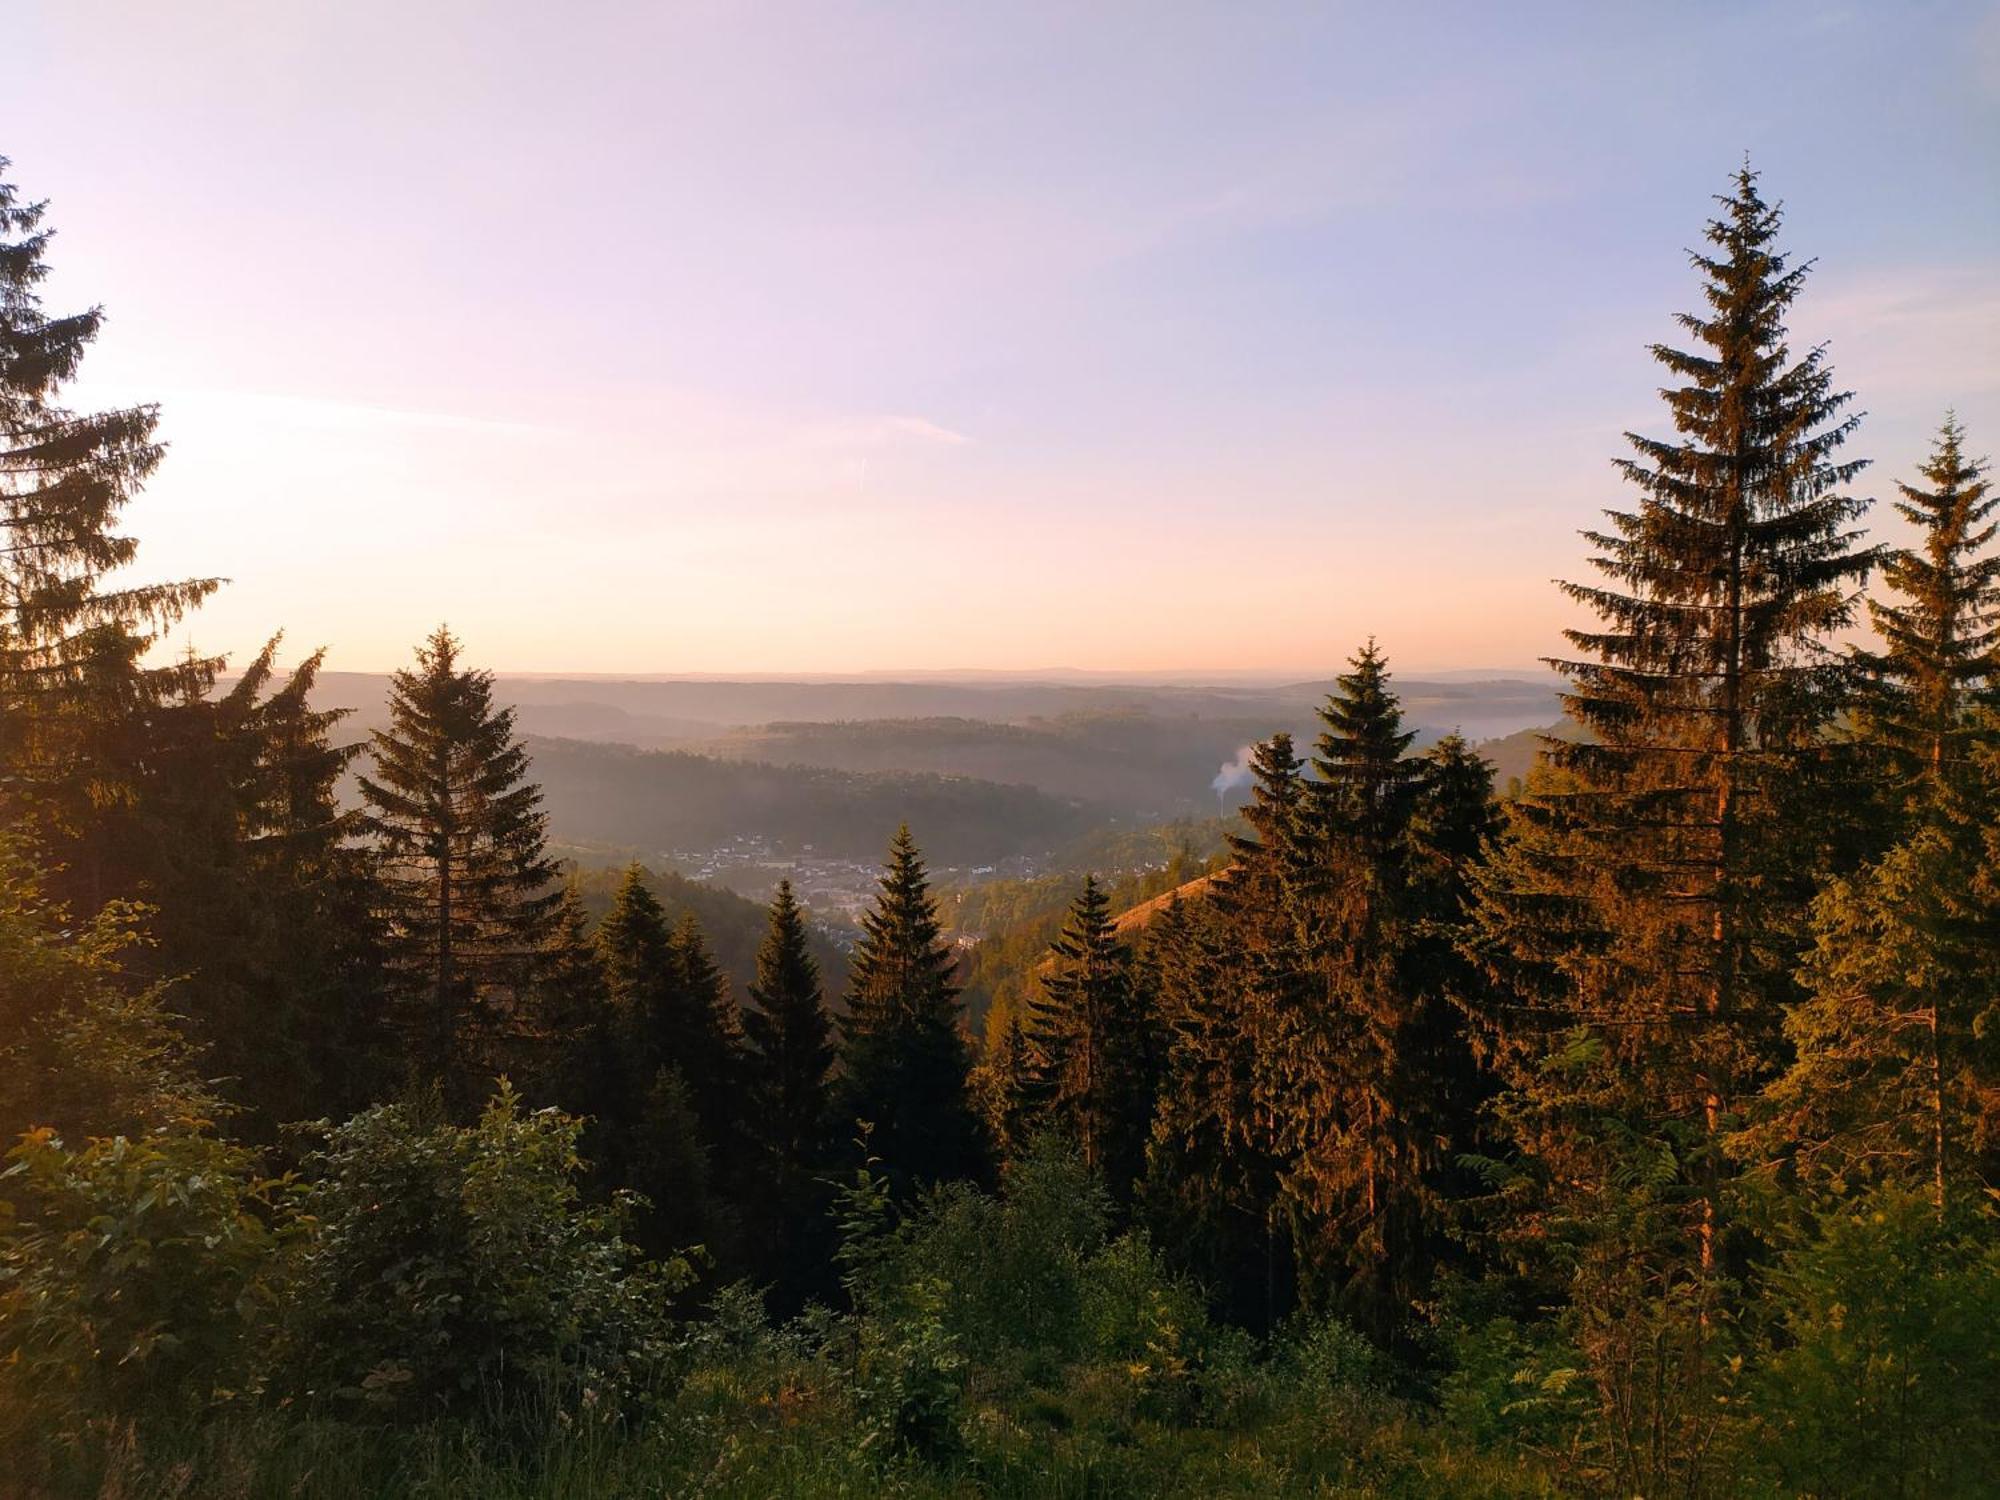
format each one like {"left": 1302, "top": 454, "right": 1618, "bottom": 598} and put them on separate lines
{"left": 1211, "top": 745, "right": 1256, "bottom": 802}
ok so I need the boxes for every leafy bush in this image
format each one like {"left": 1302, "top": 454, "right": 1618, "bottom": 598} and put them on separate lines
{"left": 0, "top": 1124, "right": 294, "bottom": 1448}
{"left": 0, "top": 834, "right": 222, "bottom": 1142}
{"left": 1743, "top": 1187, "right": 2000, "bottom": 1497}
{"left": 282, "top": 1083, "right": 685, "bottom": 1423}
{"left": 852, "top": 1275, "right": 967, "bottom": 1465}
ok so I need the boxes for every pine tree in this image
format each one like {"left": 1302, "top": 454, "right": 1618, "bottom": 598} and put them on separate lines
{"left": 182, "top": 642, "right": 388, "bottom": 1125}
{"left": 742, "top": 880, "right": 834, "bottom": 1191}
{"left": 0, "top": 157, "right": 218, "bottom": 908}
{"left": 1268, "top": 642, "right": 1434, "bottom": 1322}
{"left": 1470, "top": 166, "right": 1873, "bottom": 1494}
{"left": 1858, "top": 415, "right": 1997, "bottom": 814}
{"left": 670, "top": 912, "right": 749, "bottom": 1167}
{"left": 1750, "top": 420, "right": 2000, "bottom": 1217}
{"left": 359, "top": 626, "right": 558, "bottom": 1105}
{"left": 836, "top": 825, "right": 987, "bottom": 1192}
{"left": 741, "top": 879, "right": 837, "bottom": 1304}
{"left": 1023, "top": 875, "right": 1156, "bottom": 1199}
{"left": 976, "top": 1013, "right": 1040, "bottom": 1163}
{"left": 1752, "top": 819, "right": 2000, "bottom": 1215}
{"left": 1141, "top": 891, "right": 1294, "bottom": 1329}
{"left": 534, "top": 879, "right": 615, "bottom": 1117}
{"left": 598, "top": 863, "right": 677, "bottom": 1018}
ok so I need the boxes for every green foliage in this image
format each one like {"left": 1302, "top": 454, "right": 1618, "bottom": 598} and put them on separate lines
{"left": 359, "top": 628, "right": 560, "bottom": 1106}
{"left": 0, "top": 1124, "right": 294, "bottom": 1448}
{"left": 283, "top": 1084, "right": 685, "bottom": 1423}
{"left": 0, "top": 157, "right": 219, "bottom": 878}
{"left": 1742, "top": 1188, "right": 2000, "bottom": 1498}
{"left": 838, "top": 826, "right": 988, "bottom": 1193}
{"left": 851, "top": 1276, "right": 968, "bottom": 1464}
{"left": 0, "top": 834, "right": 221, "bottom": 1141}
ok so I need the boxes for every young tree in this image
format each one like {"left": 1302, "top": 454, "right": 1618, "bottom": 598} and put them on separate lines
{"left": 0, "top": 834, "right": 220, "bottom": 1142}
{"left": 358, "top": 627, "right": 558, "bottom": 1105}
{"left": 1753, "top": 822, "right": 2000, "bottom": 1215}
{"left": 1857, "top": 415, "right": 1997, "bottom": 815}
{"left": 0, "top": 157, "right": 218, "bottom": 907}
{"left": 1750, "top": 420, "right": 2000, "bottom": 1216}
{"left": 837, "top": 825, "right": 987, "bottom": 1193}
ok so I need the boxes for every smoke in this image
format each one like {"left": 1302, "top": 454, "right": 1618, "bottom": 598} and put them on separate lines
{"left": 1211, "top": 745, "right": 1256, "bottom": 803}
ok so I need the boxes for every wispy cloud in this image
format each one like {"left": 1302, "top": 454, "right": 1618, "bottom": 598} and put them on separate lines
{"left": 1813, "top": 265, "right": 2000, "bottom": 404}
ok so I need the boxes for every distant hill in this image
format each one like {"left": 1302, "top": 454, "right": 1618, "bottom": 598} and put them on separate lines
{"left": 285, "top": 670, "right": 1562, "bottom": 744}
{"left": 524, "top": 736, "right": 1098, "bottom": 866}
{"left": 708, "top": 712, "right": 1279, "bottom": 819}
{"left": 566, "top": 862, "right": 849, "bottom": 1004}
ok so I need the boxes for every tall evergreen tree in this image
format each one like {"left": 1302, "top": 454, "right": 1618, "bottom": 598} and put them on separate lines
{"left": 1751, "top": 423, "right": 2000, "bottom": 1215}
{"left": 837, "top": 825, "right": 987, "bottom": 1192}
{"left": 358, "top": 626, "right": 558, "bottom": 1105}
{"left": 534, "top": 879, "right": 615, "bottom": 1116}
{"left": 1268, "top": 643, "right": 1438, "bottom": 1323}
{"left": 1142, "top": 891, "right": 1294, "bottom": 1329}
{"left": 742, "top": 880, "right": 835, "bottom": 1191}
{"left": 1470, "top": 167, "right": 1873, "bottom": 1495}
{"left": 670, "top": 912, "right": 749, "bottom": 1166}
{"left": 1023, "top": 875, "right": 1157, "bottom": 1199}
{"left": 150, "top": 640, "right": 388, "bottom": 1126}
{"left": 0, "top": 157, "right": 218, "bottom": 908}
{"left": 1857, "top": 415, "right": 1998, "bottom": 814}
{"left": 742, "top": 879, "right": 837, "bottom": 1305}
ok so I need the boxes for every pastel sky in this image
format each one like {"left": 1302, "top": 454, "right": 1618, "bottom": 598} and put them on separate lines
{"left": 8, "top": 1, "right": 1998, "bottom": 675}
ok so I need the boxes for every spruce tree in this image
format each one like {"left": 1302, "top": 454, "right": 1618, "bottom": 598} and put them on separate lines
{"left": 742, "top": 880, "right": 834, "bottom": 1192}
{"left": 836, "top": 825, "right": 987, "bottom": 1192}
{"left": 742, "top": 879, "right": 837, "bottom": 1304}
{"left": 670, "top": 912, "right": 749, "bottom": 1168}
{"left": 1270, "top": 643, "right": 1435, "bottom": 1322}
{"left": 976, "top": 1013, "right": 1040, "bottom": 1163}
{"left": 1024, "top": 875, "right": 1156, "bottom": 1199}
{"left": 1752, "top": 819, "right": 1999, "bottom": 1215}
{"left": 1750, "top": 421, "right": 2000, "bottom": 1216}
{"left": 0, "top": 157, "right": 218, "bottom": 907}
{"left": 534, "top": 879, "right": 615, "bottom": 1116}
{"left": 1857, "top": 415, "right": 1997, "bottom": 814}
{"left": 1141, "top": 891, "right": 1294, "bottom": 1329}
{"left": 359, "top": 626, "right": 558, "bottom": 1105}
{"left": 177, "top": 641, "right": 388, "bottom": 1125}
{"left": 1470, "top": 167, "right": 1873, "bottom": 1494}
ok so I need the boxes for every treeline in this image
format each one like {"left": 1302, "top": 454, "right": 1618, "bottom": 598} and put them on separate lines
{"left": 5, "top": 155, "right": 2000, "bottom": 1496}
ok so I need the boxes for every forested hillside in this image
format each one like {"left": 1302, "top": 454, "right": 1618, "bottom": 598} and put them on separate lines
{"left": 3, "top": 155, "right": 1998, "bottom": 1500}
{"left": 526, "top": 735, "right": 1097, "bottom": 864}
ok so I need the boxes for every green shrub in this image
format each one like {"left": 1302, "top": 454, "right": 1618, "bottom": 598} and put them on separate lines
{"left": 1743, "top": 1187, "right": 2000, "bottom": 1498}
{"left": 283, "top": 1083, "right": 685, "bottom": 1424}
{"left": 0, "top": 1124, "right": 294, "bottom": 1448}
{"left": 852, "top": 1275, "right": 967, "bottom": 1465}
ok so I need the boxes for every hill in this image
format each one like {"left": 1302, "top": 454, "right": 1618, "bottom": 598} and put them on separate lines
{"left": 565, "top": 862, "right": 850, "bottom": 1003}
{"left": 524, "top": 736, "right": 1098, "bottom": 869}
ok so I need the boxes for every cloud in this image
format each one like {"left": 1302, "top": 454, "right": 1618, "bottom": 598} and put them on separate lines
{"left": 1812, "top": 265, "right": 2000, "bottom": 404}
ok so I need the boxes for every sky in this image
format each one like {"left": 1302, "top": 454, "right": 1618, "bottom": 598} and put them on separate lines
{"left": 7, "top": 1, "right": 1999, "bottom": 676}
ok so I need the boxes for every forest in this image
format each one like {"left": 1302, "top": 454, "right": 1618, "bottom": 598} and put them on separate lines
{"left": 3, "top": 155, "right": 1998, "bottom": 1498}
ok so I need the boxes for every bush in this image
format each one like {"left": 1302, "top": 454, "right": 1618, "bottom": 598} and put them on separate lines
{"left": 1743, "top": 1187, "right": 2000, "bottom": 1498}
{"left": 0, "top": 1124, "right": 294, "bottom": 1451}
{"left": 282, "top": 1083, "right": 685, "bottom": 1424}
